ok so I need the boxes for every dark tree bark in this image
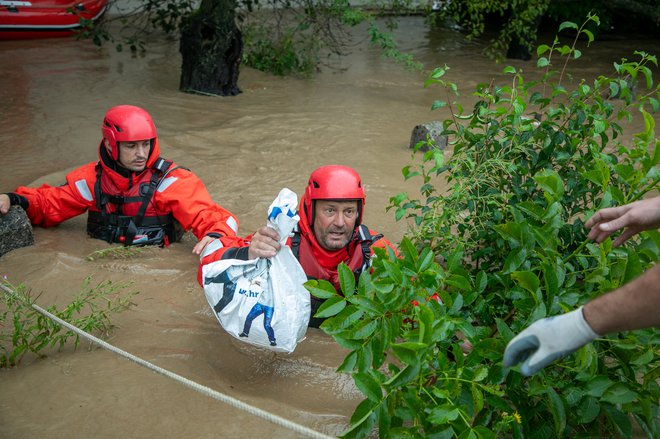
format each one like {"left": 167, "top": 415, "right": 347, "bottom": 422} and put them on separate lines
{"left": 179, "top": 0, "right": 242, "bottom": 96}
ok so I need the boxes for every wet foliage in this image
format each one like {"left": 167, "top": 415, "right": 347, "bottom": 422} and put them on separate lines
{"left": 0, "top": 276, "right": 138, "bottom": 368}
{"left": 309, "top": 15, "right": 660, "bottom": 438}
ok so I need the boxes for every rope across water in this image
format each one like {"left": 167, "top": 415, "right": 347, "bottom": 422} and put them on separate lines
{"left": 0, "top": 283, "right": 336, "bottom": 439}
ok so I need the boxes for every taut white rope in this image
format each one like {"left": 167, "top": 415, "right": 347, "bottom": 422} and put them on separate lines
{"left": 1, "top": 284, "right": 335, "bottom": 439}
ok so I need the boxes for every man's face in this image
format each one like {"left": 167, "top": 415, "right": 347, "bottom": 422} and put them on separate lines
{"left": 116, "top": 140, "right": 150, "bottom": 172}
{"left": 313, "top": 199, "right": 358, "bottom": 250}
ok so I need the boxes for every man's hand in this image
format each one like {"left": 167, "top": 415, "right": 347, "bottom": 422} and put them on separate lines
{"left": 0, "top": 194, "right": 10, "bottom": 215}
{"left": 192, "top": 235, "right": 215, "bottom": 255}
{"left": 585, "top": 197, "right": 660, "bottom": 247}
{"left": 248, "top": 226, "right": 281, "bottom": 259}
{"left": 503, "top": 307, "right": 599, "bottom": 376}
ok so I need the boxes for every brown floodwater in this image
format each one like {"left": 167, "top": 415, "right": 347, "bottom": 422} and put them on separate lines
{"left": 0, "top": 15, "right": 658, "bottom": 439}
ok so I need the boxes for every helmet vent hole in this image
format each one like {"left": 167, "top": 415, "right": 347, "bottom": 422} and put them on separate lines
{"left": 313, "top": 181, "right": 320, "bottom": 188}
{"left": 114, "top": 124, "right": 123, "bottom": 132}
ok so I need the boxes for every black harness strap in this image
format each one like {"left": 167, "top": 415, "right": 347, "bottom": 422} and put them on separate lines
{"left": 125, "top": 158, "right": 173, "bottom": 244}
{"left": 356, "top": 224, "right": 382, "bottom": 273}
{"left": 291, "top": 224, "right": 301, "bottom": 260}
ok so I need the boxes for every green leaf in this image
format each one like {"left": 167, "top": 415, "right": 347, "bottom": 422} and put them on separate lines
{"left": 536, "top": 45, "right": 550, "bottom": 56}
{"left": 583, "top": 29, "right": 594, "bottom": 43}
{"left": 502, "top": 66, "right": 516, "bottom": 74}
{"left": 630, "top": 348, "right": 654, "bottom": 365}
{"left": 576, "top": 396, "right": 600, "bottom": 423}
{"left": 534, "top": 169, "right": 565, "bottom": 198}
{"left": 320, "top": 305, "right": 365, "bottom": 333}
{"left": 603, "top": 404, "right": 632, "bottom": 438}
{"left": 601, "top": 383, "right": 637, "bottom": 404}
{"left": 503, "top": 247, "right": 526, "bottom": 274}
{"left": 315, "top": 296, "right": 346, "bottom": 318}
{"left": 445, "top": 274, "right": 471, "bottom": 291}
{"left": 337, "top": 350, "right": 358, "bottom": 373}
{"left": 340, "top": 398, "right": 377, "bottom": 438}
{"left": 537, "top": 57, "right": 550, "bottom": 68}
{"left": 382, "top": 260, "right": 403, "bottom": 285}
{"left": 372, "top": 281, "right": 395, "bottom": 295}
{"left": 391, "top": 341, "right": 427, "bottom": 365}
{"left": 559, "top": 21, "right": 578, "bottom": 31}
{"left": 351, "top": 319, "right": 379, "bottom": 339}
{"left": 432, "top": 100, "right": 447, "bottom": 110}
{"left": 476, "top": 271, "right": 487, "bottom": 293}
{"left": 546, "top": 387, "right": 566, "bottom": 436}
{"left": 417, "top": 247, "right": 435, "bottom": 272}
{"left": 332, "top": 335, "right": 363, "bottom": 350}
{"left": 495, "top": 318, "right": 515, "bottom": 341}
{"left": 457, "top": 429, "right": 478, "bottom": 439}
{"left": 305, "top": 279, "right": 337, "bottom": 299}
{"left": 384, "top": 363, "right": 420, "bottom": 388}
{"left": 585, "top": 376, "right": 613, "bottom": 397}
{"left": 338, "top": 262, "right": 356, "bottom": 297}
{"left": 428, "top": 404, "right": 460, "bottom": 424}
{"left": 511, "top": 271, "right": 540, "bottom": 295}
{"left": 473, "top": 426, "right": 496, "bottom": 439}
{"left": 353, "top": 372, "right": 382, "bottom": 402}
{"left": 349, "top": 296, "right": 384, "bottom": 316}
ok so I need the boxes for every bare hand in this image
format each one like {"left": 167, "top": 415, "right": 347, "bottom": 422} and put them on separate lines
{"left": 585, "top": 197, "right": 660, "bottom": 247}
{"left": 0, "top": 194, "right": 10, "bottom": 215}
{"left": 192, "top": 235, "right": 215, "bottom": 255}
{"left": 248, "top": 226, "right": 281, "bottom": 259}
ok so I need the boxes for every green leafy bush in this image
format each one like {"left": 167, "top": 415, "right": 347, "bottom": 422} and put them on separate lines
{"left": 1, "top": 276, "right": 137, "bottom": 368}
{"left": 309, "top": 15, "right": 660, "bottom": 438}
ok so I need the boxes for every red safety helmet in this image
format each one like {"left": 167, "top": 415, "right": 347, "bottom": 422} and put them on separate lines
{"left": 303, "top": 165, "right": 366, "bottom": 226}
{"left": 101, "top": 105, "right": 157, "bottom": 161}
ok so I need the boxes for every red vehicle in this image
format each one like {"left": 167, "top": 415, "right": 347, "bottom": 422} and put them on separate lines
{"left": 0, "top": 0, "right": 108, "bottom": 40}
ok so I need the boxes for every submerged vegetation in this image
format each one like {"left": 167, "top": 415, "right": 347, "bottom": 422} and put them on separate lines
{"left": 308, "top": 15, "right": 660, "bottom": 438}
{"left": 0, "top": 276, "right": 138, "bottom": 368}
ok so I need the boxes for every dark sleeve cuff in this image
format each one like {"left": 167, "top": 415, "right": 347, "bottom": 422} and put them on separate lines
{"left": 206, "top": 232, "right": 223, "bottom": 239}
{"left": 7, "top": 193, "right": 29, "bottom": 210}
{"left": 221, "top": 246, "right": 250, "bottom": 261}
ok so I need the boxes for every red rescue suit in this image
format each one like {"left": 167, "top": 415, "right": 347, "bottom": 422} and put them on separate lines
{"left": 13, "top": 139, "right": 240, "bottom": 246}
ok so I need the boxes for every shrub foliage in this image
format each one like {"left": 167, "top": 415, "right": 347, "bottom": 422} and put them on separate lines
{"left": 308, "top": 15, "right": 660, "bottom": 438}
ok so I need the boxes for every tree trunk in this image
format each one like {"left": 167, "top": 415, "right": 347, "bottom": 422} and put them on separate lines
{"left": 179, "top": 0, "right": 242, "bottom": 96}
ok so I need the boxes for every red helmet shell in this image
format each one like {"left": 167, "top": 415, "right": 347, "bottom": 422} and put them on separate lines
{"left": 101, "top": 105, "right": 157, "bottom": 161}
{"left": 303, "top": 165, "right": 366, "bottom": 225}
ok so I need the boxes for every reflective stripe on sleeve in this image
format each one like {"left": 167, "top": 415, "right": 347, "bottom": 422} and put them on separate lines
{"left": 75, "top": 179, "right": 94, "bottom": 202}
{"left": 226, "top": 216, "right": 238, "bottom": 234}
{"left": 157, "top": 176, "right": 178, "bottom": 193}
{"left": 201, "top": 238, "right": 224, "bottom": 258}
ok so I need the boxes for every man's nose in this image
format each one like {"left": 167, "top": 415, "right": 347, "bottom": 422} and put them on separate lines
{"left": 333, "top": 213, "right": 346, "bottom": 227}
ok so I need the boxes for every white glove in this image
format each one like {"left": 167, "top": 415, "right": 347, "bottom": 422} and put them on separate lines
{"left": 503, "top": 306, "right": 600, "bottom": 376}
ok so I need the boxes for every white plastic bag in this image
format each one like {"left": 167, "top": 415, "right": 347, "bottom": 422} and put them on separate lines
{"left": 201, "top": 188, "right": 310, "bottom": 353}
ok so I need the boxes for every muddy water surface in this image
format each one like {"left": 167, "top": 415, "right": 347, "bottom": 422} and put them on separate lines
{"left": 0, "top": 16, "right": 658, "bottom": 438}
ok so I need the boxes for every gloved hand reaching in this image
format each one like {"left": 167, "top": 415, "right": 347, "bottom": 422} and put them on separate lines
{"left": 503, "top": 306, "right": 600, "bottom": 376}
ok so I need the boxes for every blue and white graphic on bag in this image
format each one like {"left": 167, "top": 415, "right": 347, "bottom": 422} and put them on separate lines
{"left": 202, "top": 188, "right": 311, "bottom": 353}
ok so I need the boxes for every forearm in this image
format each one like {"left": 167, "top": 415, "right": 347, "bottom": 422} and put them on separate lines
{"left": 583, "top": 263, "right": 660, "bottom": 334}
